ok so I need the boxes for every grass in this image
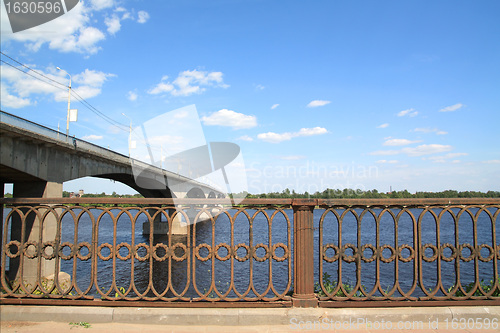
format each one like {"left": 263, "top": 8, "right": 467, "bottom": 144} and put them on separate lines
{"left": 314, "top": 273, "right": 364, "bottom": 297}
{"left": 69, "top": 322, "right": 91, "bottom": 328}
{"left": 96, "top": 285, "right": 127, "bottom": 299}
{"left": 1, "top": 276, "right": 73, "bottom": 297}
{"left": 115, "top": 286, "right": 126, "bottom": 297}
{"left": 315, "top": 273, "right": 500, "bottom": 298}
{"left": 448, "top": 276, "right": 500, "bottom": 297}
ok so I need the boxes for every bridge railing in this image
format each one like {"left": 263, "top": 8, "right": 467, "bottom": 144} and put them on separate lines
{"left": 1, "top": 198, "right": 499, "bottom": 307}
{"left": 1, "top": 110, "right": 130, "bottom": 163}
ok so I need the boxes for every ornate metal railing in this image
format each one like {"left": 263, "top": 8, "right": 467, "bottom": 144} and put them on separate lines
{"left": 1, "top": 198, "right": 499, "bottom": 307}
{"left": 316, "top": 199, "right": 500, "bottom": 306}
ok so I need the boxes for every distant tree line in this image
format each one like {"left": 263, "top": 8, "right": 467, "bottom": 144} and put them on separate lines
{"left": 62, "top": 191, "right": 143, "bottom": 198}
{"left": 237, "top": 188, "right": 500, "bottom": 199}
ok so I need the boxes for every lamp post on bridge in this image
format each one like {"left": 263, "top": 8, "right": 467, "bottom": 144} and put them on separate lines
{"left": 122, "top": 113, "right": 132, "bottom": 157}
{"left": 56, "top": 67, "right": 73, "bottom": 138}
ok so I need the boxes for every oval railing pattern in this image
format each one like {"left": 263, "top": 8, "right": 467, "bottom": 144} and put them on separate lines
{"left": 1, "top": 198, "right": 499, "bottom": 306}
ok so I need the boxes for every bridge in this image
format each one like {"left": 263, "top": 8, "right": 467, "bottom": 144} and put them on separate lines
{"left": 0, "top": 110, "right": 224, "bottom": 201}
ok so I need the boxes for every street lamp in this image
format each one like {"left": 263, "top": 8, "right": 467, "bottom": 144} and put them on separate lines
{"left": 121, "top": 113, "right": 132, "bottom": 156}
{"left": 56, "top": 67, "right": 72, "bottom": 137}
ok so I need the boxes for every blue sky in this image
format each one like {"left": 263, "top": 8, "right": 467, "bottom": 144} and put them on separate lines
{"left": 1, "top": 0, "right": 499, "bottom": 195}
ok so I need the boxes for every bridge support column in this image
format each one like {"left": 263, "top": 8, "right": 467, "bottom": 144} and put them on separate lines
{"left": 142, "top": 207, "right": 187, "bottom": 235}
{"left": 143, "top": 208, "right": 159, "bottom": 235}
{"left": 170, "top": 208, "right": 187, "bottom": 235}
{"left": 9, "top": 181, "right": 62, "bottom": 287}
{"left": 148, "top": 207, "right": 162, "bottom": 224}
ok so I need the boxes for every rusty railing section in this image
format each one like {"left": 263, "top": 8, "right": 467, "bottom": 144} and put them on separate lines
{"left": 316, "top": 199, "right": 499, "bottom": 305}
{"left": 1, "top": 198, "right": 293, "bottom": 305}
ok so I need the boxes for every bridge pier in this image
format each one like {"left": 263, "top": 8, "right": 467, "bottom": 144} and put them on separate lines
{"left": 170, "top": 208, "right": 188, "bottom": 235}
{"left": 9, "top": 181, "right": 62, "bottom": 287}
{"left": 143, "top": 207, "right": 187, "bottom": 236}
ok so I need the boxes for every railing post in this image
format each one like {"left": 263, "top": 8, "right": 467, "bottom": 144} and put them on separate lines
{"left": 292, "top": 199, "right": 318, "bottom": 307}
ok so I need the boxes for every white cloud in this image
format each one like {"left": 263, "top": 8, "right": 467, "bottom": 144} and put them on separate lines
{"left": 370, "top": 144, "right": 453, "bottom": 157}
{"left": 376, "top": 160, "right": 399, "bottom": 164}
{"left": 1, "top": 64, "right": 60, "bottom": 100}
{"left": 55, "top": 27, "right": 105, "bottom": 55}
{"left": 427, "top": 153, "right": 468, "bottom": 163}
{"left": 413, "top": 127, "right": 448, "bottom": 135}
{"left": 279, "top": 155, "right": 306, "bottom": 160}
{"left": 114, "top": 7, "right": 132, "bottom": 21}
{"left": 137, "top": 11, "right": 150, "bottom": 24}
{"left": 74, "top": 69, "right": 114, "bottom": 87}
{"left": 402, "top": 144, "right": 453, "bottom": 156}
{"left": 307, "top": 100, "right": 331, "bottom": 108}
{"left": 383, "top": 138, "right": 422, "bottom": 146}
{"left": 82, "top": 134, "right": 104, "bottom": 140}
{"left": 258, "top": 127, "right": 328, "bottom": 143}
{"left": 2, "top": 3, "right": 106, "bottom": 55}
{"left": 271, "top": 104, "right": 280, "bottom": 110}
{"left": 148, "top": 78, "right": 174, "bottom": 95}
{"left": 121, "top": 12, "right": 131, "bottom": 20}
{"left": 397, "top": 108, "right": 419, "bottom": 117}
{"left": 71, "top": 69, "right": 115, "bottom": 99}
{"left": 0, "top": 65, "right": 114, "bottom": 106}
{"left": 445, "top": 153, "right": 468, "bottom": 158}
{"left": 148, "top": 70, "right": 228, "bottom": 97}
{"left": 482, "top": 160, "right": 500, "bottom": 164}
{"left": 128, "top": 91, "right": 138, "bottom": 101}
{"left": 370, "top": 150, "right": 400, "bottom": 156}
{"left": 0, "top": 84, "right": 32, "bottom": 108}
{"left": 413, "top": 128, "right": 433, "bottom": 133}
{"left": 237, "top": 135, "right": 254, "bottom": 142}
{"left": 202, "top": 109, "right": 257, "bottom": 129}
{"left": 297, "top": 127, "right": 328, "bottom": 136}
{"left": 257, "top": 132, "right": 293, "bottom": 143}
{"left": 71, "top": 85, "right": 102, "bottom": 100}
{"left": 1, "top": 2, "right": 149, "bottom": 56}
{"left": 439, "top": 103, "right": 464, "bottom": 112}
{"left": 42, "top": 24, "right": 106, "bottom": 55}
{"left": 89, "top": 0, "right": 115, "bottom": 11}
{"left": 105, "top": 15, "right": 121, "bottom": 35}
{"left": 255, "top": 84, "right": 265, "bottom": 91}
{"left": 377, "top": 123, "right": 389, "bottom": 128}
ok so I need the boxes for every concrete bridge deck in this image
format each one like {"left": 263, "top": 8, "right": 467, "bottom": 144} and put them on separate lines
{"left": 1, "top": 305, "right": 499, "bottom": 332}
